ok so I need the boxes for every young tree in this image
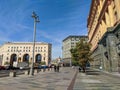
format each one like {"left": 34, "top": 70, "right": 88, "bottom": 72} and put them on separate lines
{"left": 70, "top": 48, "right": 78, "bottom": 64}
{"left": 70, "top": 38, "right": 92, "bottom": 72}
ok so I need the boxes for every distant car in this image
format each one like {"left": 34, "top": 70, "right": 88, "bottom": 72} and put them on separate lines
{"left": 34, "top": 65, "right": 48, "bottom": 69}
{"left": 34, "top": 65, "right": 41, "bottom": 69}
{"left": 41, "top": 65, "right": 48, "bottom": 69}
{"left": 19, "top": 66, "right": 30, "bottom": 70}
{"left": 5, "top": 66, "right": 19, "bottom": 70}
{"left": 49, "top": 64, "right": 55, "bottom": 68}
{"left": 0, "top": 65, "right": 6, "bottom": 70}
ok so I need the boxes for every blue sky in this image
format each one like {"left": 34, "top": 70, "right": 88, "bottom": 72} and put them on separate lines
{"left": 0, "top": 0, "right": 91, "bottom": 59}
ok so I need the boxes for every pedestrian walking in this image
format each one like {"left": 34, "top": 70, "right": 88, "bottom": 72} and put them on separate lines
{"left": 56, "top": 65, "right": 59, "bottom": 72}
{"left": 79, "top": 67, "right": 81, "bottom": 72}
{"left": 54, "top": 65, "right": 56, "bottom": 72}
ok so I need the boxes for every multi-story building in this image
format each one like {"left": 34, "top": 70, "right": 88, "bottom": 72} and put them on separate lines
{"left": 87, "top": 0, "right": 120, "bottom": 72}
{"left": 0, "top": 42, "right": 52, "bottom": 66}
{"left": 62, "top": 35, "right": 88, "bottom": 66}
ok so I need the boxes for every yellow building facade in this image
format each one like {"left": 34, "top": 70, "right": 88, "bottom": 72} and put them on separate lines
{"left": 88, "top": 0, "right": 120, "bottom": 51}
{"left": 87, "top": 0, "right": 120, "bottom": 72}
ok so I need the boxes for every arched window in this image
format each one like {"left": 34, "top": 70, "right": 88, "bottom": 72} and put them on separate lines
{"left": 35, "top": 54, "right": 42, "bottom": 63}
{"left": 23, "top": 54, "right": 29, "bottom": 62}
{"left": 10, "top": 54, "right": 17, "bottom": 66}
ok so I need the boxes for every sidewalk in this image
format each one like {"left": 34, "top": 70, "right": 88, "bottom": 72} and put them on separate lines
{"left": 92, "top": 68, "right": 120, "bottom": 78}
{"left": 73, "top": 68, "right": 120, "bottom": 90}
{"left": 0, "top": 67, "right": 77, "bottom": 90}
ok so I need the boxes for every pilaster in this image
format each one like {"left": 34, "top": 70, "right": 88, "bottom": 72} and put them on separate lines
{"left": 114, "top": 0, "right": 120, "bottom": 20}
{"left": 108, "top": 4, "right": 114, "bottom": 26}
{"left": 106, "top": 33, "right": 119, "bottom": 72}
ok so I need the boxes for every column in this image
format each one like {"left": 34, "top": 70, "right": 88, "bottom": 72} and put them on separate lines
{"left": 108, "top": 4, "right": 115, "bottom": 26}
{"left": 106, "top": 33, "right": 119, "bottom": 72}
{"left": 114, "top": 0, "right": 120, "bottom": 20}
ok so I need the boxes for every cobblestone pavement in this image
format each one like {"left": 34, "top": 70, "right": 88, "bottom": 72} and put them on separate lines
{"left": 0, "top": 67, "right": 76, "bottom": 90}
{"left": 73, "top": 70, "right": 120, "bottom": 90}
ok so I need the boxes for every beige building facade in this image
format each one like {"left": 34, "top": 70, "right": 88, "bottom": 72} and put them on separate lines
{"left": 87, "top": 0, "right": 120, "bottom": 72}
{"left": 62, "top": 35, "right": 88, "bottom": 66}
{"left": 0, "top": 42, "right": 52, "bottom": 66}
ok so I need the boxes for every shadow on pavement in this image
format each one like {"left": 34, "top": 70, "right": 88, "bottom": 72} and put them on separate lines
{"left": 85, "top": 70, "right": 101, "bottom": 75}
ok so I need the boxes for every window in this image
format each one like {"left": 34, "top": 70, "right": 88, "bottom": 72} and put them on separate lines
{"left": 44, "top": 57, "right": 45, "bottom": 60}
{"left": 76, "top": 38, "right": 79, "bottom": 41}
{"left": 115, "top": 11, "right": 118, "bottom": 21}
{"left": 71, "top": 38, "right": 74, "bottom": 41}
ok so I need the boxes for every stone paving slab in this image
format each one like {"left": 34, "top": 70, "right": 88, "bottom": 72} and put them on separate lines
{"left": 0, "top": 67, "right": 76, "bottom": 90}
{"left": 73, "top": 70, "right": 120, "bottom": 90}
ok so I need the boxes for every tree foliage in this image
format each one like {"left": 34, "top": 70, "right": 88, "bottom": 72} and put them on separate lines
{"left": 40, "top": 61, "right": 46, "bottom": 65}
{"left": 70, "top": 38, "right": 92, "bottom": 67}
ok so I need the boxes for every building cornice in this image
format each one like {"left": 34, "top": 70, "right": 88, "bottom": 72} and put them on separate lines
{"left": 89, "top": 0, "right": 112, "bottom": 43}
{"left": 62, "top": 35, "right": 87, "bottom": 42}
{"left": 4, "top": 42, "right": 51, "bottom": 45}
{"left": 87, "top": 0, "right": 100, "bottom": 28}
{"left": 98, "top": 0, "right": 112, "bottom": 22}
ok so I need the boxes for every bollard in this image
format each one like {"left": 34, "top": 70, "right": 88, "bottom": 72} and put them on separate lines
{"left": 50, "top": 68, "right": 52, "bottom": 71}
{"left": 41, "top": 68, "right": 46, "bottom": 72}
{"left": 34, "top": 69, "right": 38, "bottom": 74}
{"left": 38, "top": 69, "right": 41, "bottom": 72}
{"left": 48, "top": 68, "right": 49, "bottom": 71}
{"left": 9, "top": 71, "right": 16, "bottom": 77}
{"left": 24, "top": 70, "right": 30, "bottom": 75}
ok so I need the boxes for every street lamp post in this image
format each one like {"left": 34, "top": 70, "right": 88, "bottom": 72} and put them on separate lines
{"left": 29, "top": 11, "right": 40, "bottom": 76}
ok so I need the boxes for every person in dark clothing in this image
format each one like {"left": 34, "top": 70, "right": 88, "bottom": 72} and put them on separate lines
{"left": 56, "top": 65, "right": 59, "bottom": 72}
{"left": 82, "top": 67, "right": 86, "bottom": 73}
{"left": 79, "top": 67, "right": 81, "bottom": 72}
{"left": 54, "top": 65, "right": 56, "bottom": 72}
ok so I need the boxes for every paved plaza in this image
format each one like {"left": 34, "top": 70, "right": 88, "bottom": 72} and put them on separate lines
{"left": 0, "top": 67, "right": 76, "bottom": 90}
{"left": 0, "top": 67, "right": 120, "bottom": 90}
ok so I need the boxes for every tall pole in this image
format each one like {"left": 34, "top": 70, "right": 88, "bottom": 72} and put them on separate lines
{"left": 29, "top": 11, "right": 40, "bottom": 76}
